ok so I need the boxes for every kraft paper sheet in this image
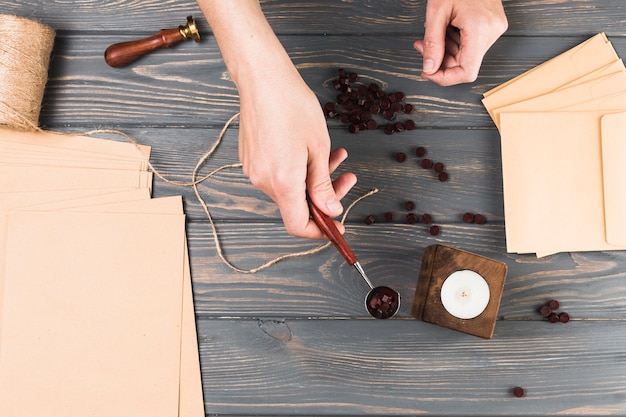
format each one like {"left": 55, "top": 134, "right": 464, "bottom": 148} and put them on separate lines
{"left": 0, "top": 129, "right": 204, "bottom": 416}
{"left": 483, "top": 33, "right": 626, "bottom": 257}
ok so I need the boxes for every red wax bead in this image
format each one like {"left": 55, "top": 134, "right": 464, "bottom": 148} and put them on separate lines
{"left": 348, "top": 124, "right": 360, "bottom": 134}
{"left": 338, "top": 68, "right": 346, "bottom": 77}
{"left": 380, "top": 98, "right": 391, "bottom": 110}
{"left": 383, "top": 212, "right": 394, "bottom": 222}
{"left": 421, "top": 158, "right": 433, "bottom": 169}
{"left": 366, "top": 119, "right": 378, "bottom": 130}
{"left": 364, "top": 215, "right": 375, "bottom": 225}
{"left": 415, "top": 146, "right": 426, "bottom": 157}
{"left": 548, "top": 313, "right": 559, "bottom": 323}
{"left": 368, "top": 82, "right": 379, "bottom": 92}
{"left": 395, "top": 152, "right": 407, "bottom": 163}
{"left": 403, "top": 103, "right": 413, "bottom": 114}
{"left": 472, "top": 214, "right": 485, "bottom": 224}
{"left": 384, "top": 124, "right": 395, "bottom": 135}
{"left": 391, "top": 101, "right": 402, "bottom": 112}
{"left": 370, "top": 103, "right": 381, "bottom": 114}
{"left": 388, "top": 93, "right": 398, "bottom": 103}
{"left": 429, "top": 225, "right": 440, "bottom": 236}
{"left": 559, "top": 312, "right": 570, "bottom": 323}
{"left": 394, "top": 122, "right": 404, "bottom": 132}
{"left": 433, "top": 162, "right": 445, "bottom": 173}
{"left": 438, "top": 172, "right": 449, "bottom": 182}
{"left": 404, "top": 201, "right": 415, "bottom": 211}
{"left": 406, "top": 213, "right": 418, "bottom": 224}
{"left": 421, "top": 213, "right": 433, "bottom": 224}
{"left": 548, "top": 299, "right": 560, "bottom": 310}
{"left": 332, "top": 79, "right": 341, "bottom": 90}
{"left": 396, "top": 91, "right": 405, "bottom": 101}
{"left": 539, "top": 305, "right": 552, "bottom": 317}
{"left": 405, "top": 119, "right": 416, "bottom": 130}
{"left": 383, "top": 110, "right": 396, "bottom": 120}
{"left": 348, "top": 72, "right": 358, "bottom": 82}
{"left": 462, "top": 212, "right": 474, "bottom": 223}
{"left": 513, "top": 387, "right": 525, "bottom": 398}
{"left": 357, "top": 84, "right": 368, "bottom": 95}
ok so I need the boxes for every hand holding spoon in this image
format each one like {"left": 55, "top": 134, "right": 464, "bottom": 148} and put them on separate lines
{"left": 307, "top": 200, "right": 400, "bottom": 319}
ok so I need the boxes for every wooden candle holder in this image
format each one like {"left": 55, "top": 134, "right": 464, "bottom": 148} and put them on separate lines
{"left": 411, "top": 244, "right": 507, "bottom": 339}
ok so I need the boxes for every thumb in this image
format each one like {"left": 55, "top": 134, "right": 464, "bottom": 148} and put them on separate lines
{"left": 307, "top": 157, "right": 343, "bottom": 217}
{"left": 416, "top": 6, "right": 449, "bottom": 75}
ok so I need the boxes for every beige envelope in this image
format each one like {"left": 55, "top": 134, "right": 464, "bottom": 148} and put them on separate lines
{"left": 483, "top": 33, "right": 620, "bottom": 126}
{"left": 500, "top": 111, "right": 626, "bottom": 255}
{"left": 600, "top": 112, "right": 626, "bottom": 247}
{"left": 492, "top": 70, "right": 626, "bottom": 130}
{"left": 0, "top": 209, "right": 186, "bottom": 417}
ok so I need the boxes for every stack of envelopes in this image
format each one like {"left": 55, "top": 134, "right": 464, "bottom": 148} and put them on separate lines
{"left": 0, "top": 128, "right": 204, "bottom": 417}
{"left": 482, "top": 33, "right": 626, "bottom": 257}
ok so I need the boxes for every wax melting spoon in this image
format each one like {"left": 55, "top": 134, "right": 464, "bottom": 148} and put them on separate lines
{"left": 308, "top": 201, "right": 400, "bottom": 319}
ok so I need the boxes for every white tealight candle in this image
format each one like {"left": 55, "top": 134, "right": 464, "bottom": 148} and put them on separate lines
{"left": 440, "top": 270, "right": 490, "bottom": 319}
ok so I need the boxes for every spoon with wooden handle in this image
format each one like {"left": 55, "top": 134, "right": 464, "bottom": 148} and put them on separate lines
{"left": 104, "top": 16, "right": 200, "bottom": 68}
{"left": 308, "top": 199, "right": 400, "bottom": 318}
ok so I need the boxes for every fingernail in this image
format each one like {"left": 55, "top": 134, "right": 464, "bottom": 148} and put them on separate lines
{"left": 423, "top": 59, "right": 435, "bottom": 73}
{"left": 327, "top": 199, "right": 342, "bottom": 212}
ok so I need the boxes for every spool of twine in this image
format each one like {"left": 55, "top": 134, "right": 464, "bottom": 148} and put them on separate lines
{"left": 0, "top": 14, "right": 55, "bottom": 131}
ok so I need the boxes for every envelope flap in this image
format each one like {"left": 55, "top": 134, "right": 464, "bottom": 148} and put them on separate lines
{"left": 601, "top": 112, "right": 626, "bottom": 245}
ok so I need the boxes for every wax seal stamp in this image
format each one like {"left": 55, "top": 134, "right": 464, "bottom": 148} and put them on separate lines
{"left": 411, "top": 244, "right": 507, "bottom": 338}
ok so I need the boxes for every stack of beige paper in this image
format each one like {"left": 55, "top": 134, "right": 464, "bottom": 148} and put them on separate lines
{"left": 482, "top": 33, "right": 626, "bottom": 257}
{"left": 0, "top": 128, "right": 204, "bottom": 417}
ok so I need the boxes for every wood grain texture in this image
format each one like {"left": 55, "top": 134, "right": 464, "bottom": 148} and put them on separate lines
{"left": 3, "top": 1, "right": 626, "bottom": 415}
{"left": 198, "top": 319, "right": 626, "bottom": 415}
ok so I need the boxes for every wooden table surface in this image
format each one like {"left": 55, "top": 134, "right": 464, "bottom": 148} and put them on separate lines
{"left": 3, "top": 1, "right": 626, "bottom": 415}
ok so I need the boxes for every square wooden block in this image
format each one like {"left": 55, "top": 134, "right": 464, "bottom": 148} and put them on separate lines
{"left": 411, "top": 244, "right": 507, "bottom": 339}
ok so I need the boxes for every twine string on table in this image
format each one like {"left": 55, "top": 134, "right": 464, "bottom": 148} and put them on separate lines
{"left": 0, "top": 14, "right": 377, "bottom": 273}
{"left": 0, "top": 14, "right": 55, "bottom": 131}
{"left": 87, "top": 113, "right": 379, "bottom": 274}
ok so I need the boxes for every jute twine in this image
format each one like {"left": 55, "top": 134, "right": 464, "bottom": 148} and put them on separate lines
{"left": 0, "top": 15, "right": 377, "bottom": 273}
{"left": 0, "top": 14, "right": 55, "bottom": 131}
{"left": 90, "top": 114, "right": 379, "bottom": 274}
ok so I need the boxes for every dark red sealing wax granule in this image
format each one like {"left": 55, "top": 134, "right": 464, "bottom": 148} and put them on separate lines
{"left": 380, "top": 98, "right": 391, "bottom": 110}
{"left": 406, "top": 213, "right": 418, "bottom": 224}
{"left": 559, "top": 312, "right": 570, "bottom": 323}
{"left": 433, "top": 162, "right": 445, "bottom": 173}
{"left": 348, "top": 124, "right": 360, "bottom": 134}
{"left": 383, "top": 212, "right": 394, "bottom": 222}
{"left": 364, "top": 215, "right": 375, "bottom": 225}
{"left": 539, "top": 305, "right": 552, "bottom": 317}
{"left": 438, "top": 172, "right": 449, "bottom": 182}
{"left": 395, "top": 152, "right": 407, "bottom": 163}
{"left": 513, "top": 387, "right": 525, "bottom": 398}
{"left": 473, "top": 214, "right": 486, "bottom": 224}
{"left": 394, "top": 121, "right": 404, "bottom": 132}
{"left": 383, "top": 110, "right": 396, "bottom": 121}
{"left": 462, "top": 212, "right": 475, "bottom": 223}
{"left": 384, "top": 124, "right": 395, "bottom": 135}
{"left": 395, "top": 91, "right": 405, "bottom": 101}
{"left": 391, "top": 101, "right": 402, "bottom": 113}
{"left": 403, "top": 103, "right": 414, "bottom": 114}
{"left": 366, "top": 119, "right": 378, "bottom": 130}
{"left": 421, "top": 158, "right": 433, "bottom": 169}
{"left": 365, "top": 286, "right": 399, "bottom": 319}
{"left": 404, "top": 201, "right": 416, "bottom": 211}
{"left": 348, "top": 72, "right": 358, "bottom": 82}
{"left": 405, "top": 119, "right": 416, "bottom": 130}
{"left": 548, "top": 312, "right": 559, "bottom": 323}
{"left": 369, "top": 103, "right": 381, "bottom": 114}
{"left": 421, "top": 213, "right": 433, "bottom": 224}
{"left": 415, "top": 146, "right": 427, "bottom": 157}
{"left": 548, "top": 299, "right": 560, "bottom": 310}
{"left": 429, "top": 225, "right": 440, "bottom": 236}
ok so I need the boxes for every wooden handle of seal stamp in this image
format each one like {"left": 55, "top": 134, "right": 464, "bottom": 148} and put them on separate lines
{"left": 104, "top": 16, "right": 200, "bottom": 68}
{"left": 104, "top": 28, "right": 184, "bottom": 68}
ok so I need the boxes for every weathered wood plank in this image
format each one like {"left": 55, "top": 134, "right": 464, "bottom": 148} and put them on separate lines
{"left": 186, "top": 220, "right": 626, "bottom": 320}
{"left": 197, "top": 318, "right": 626, "bottom": 416}
{"left": 3, "top": 0, "right": 626, "bottom": 36}
{"left": 37, "top": 34, "right": 626, "bottom": 129}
